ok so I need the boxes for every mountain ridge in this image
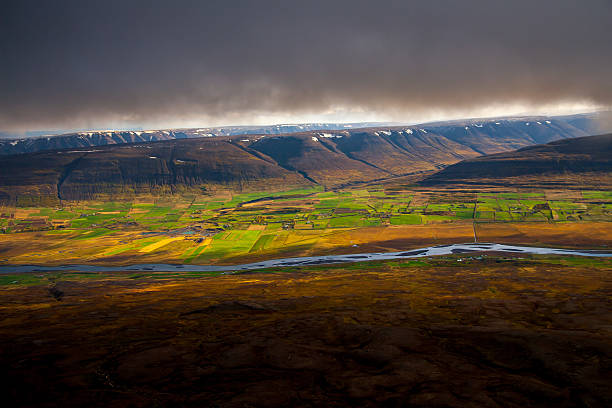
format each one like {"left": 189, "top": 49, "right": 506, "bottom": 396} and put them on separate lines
{"left": 0, "top": 122, "right": 600, "bottom": 205}
{"left": 0, "top": 113, "right": 602, "bottom": 156}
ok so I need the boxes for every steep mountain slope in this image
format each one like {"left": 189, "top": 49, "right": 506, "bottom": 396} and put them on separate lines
{"left": 330, "top": 129, "right": 479, "bottom": 172}
{"left": 0, "top": 125, "right": 601, "bottom": 204}
{"left": 0, "top": 139, "right": 311, "bottom": 204}
{"left": 0, "top": 113, "right": 597, "bottom": 156}
{"left": 421, "top": 134, "right": 612, "bottom": 187}
{"left": 246, "top": 135, "right": 389, "bottom": 185}
{"left": 245, "top": 129, "right": 482, "bottom": 183}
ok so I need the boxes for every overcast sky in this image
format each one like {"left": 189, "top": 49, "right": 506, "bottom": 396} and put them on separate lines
{"left": 1, "top": 0, "right": 611, "bottom": 133}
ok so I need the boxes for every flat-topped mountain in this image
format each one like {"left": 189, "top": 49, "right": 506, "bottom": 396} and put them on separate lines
{"left": 421, "top": 134, "right": 612, "bottom": 187}
{"left": 0, "top": 122, "right": 602, "bottom": 204}
{"left": 0, "top": 122, "right": 390, "bottom": 156}
{"left": 0, "top": 113, "right": 600, "bottom": 156}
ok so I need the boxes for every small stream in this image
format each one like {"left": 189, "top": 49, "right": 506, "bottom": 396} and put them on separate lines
{"left": 0, "top": 243, "right": 610, "bottom": 274}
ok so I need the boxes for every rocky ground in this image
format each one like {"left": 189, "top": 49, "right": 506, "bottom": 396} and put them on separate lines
{"left": 1, "top": 256, "right": 611, "bottom": 407}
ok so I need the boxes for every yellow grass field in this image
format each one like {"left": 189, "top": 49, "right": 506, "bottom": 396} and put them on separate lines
{"left": 139, "top": 237, "right": 184, "bottom": 253}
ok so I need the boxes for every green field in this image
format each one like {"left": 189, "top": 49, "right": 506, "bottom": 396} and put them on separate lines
{"left": 1, "top": 187, "right": 611, "bottom": 264}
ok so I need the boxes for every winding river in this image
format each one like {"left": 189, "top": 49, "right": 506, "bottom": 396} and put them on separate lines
{"left": 0, "top": 243, "right": 610, "bottom": 274}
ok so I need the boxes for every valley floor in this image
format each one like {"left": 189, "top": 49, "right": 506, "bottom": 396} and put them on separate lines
{"left": 0, "top": 185, "right": 611, "bottom": 266}
{"left": 1, "top": 183, "right": 611, "bottom": 407}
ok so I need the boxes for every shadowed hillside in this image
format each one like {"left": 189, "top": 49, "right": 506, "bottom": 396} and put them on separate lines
{"left": 0, "top": 138, "right": 314, "bottom": 205}
{"left": 421, "top": 134, "right": 612, "bottom": 187}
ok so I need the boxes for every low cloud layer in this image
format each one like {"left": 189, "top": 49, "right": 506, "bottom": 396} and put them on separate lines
{"left": 1, "top": 0, "right": 611, "bottom": 132}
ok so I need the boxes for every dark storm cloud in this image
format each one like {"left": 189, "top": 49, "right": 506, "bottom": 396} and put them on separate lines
{"left": 1, "top": 0, "right": 611, "bottom": 131}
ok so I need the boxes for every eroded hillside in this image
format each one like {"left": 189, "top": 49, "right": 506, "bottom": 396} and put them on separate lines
{"left": 0, "top": 120, "right": 592, "bottom": 204}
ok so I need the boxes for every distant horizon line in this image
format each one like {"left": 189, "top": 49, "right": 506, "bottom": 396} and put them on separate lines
{"left": 1, "top": 109, "right": 609, "bottom": 140}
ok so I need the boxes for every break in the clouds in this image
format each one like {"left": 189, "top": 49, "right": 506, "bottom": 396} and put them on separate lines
{"left": 1, "top": 0, "right": 611, "bottom": 132}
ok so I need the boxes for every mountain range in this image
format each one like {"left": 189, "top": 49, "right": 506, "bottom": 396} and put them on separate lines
{"left": 0, "top": 113, "right": 605, "bottom": 156}
{"left": 0, "top": 115, "right": 609, "bottom": 205}
{"left": 0, "top": 122, "right": 395, "bottom": 155}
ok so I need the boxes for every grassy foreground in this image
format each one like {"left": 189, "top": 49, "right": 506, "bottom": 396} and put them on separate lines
{"left": 1, "top": 254, "right": 611, "bottom": 407}
{"left": 0, "top": 185, "right": 611, "bottom": 266}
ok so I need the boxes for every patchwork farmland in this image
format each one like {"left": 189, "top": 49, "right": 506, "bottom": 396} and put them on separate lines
{"left": 1, "top": 185, "right": 610, "bottom": 267}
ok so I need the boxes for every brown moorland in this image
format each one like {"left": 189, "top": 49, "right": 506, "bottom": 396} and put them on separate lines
{"left": 1, "top": 255, "right": 611, "bottom": 407}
